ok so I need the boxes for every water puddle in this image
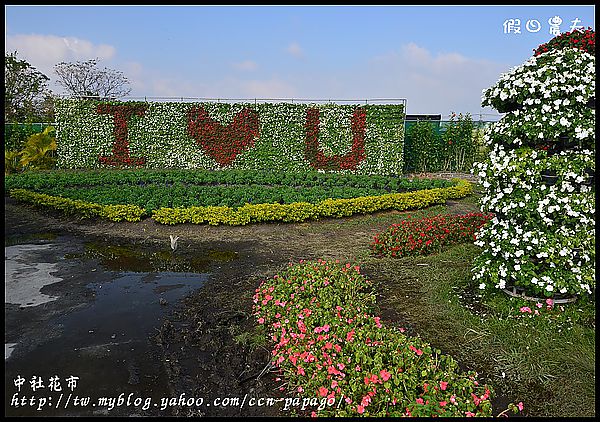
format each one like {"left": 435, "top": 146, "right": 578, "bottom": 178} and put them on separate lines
{"left": 5, "top": 233, "right": 238, "bottom": 416}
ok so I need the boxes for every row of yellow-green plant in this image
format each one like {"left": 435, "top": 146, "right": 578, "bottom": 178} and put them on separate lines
{"left": 8, "top": 179, "right": 472, "bottom": 225}
{"left": 151, "top": 179, "right": 472, "bottom": 225}
{"left": 8, "top": 189, "right": 146, "bottom": 222}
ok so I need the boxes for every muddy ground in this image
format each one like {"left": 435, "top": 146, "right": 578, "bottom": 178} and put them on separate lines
{"left": 5, "top": 173, "right": 486, "bottom": 417}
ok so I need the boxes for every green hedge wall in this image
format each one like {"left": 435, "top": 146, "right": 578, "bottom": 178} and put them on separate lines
{"left": 54, "top": 100, "right": 405, "bottom": 175}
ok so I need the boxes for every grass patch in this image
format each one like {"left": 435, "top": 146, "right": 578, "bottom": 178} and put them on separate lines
{"left": 364, "top": 243, "right": 595, "bottom": 417}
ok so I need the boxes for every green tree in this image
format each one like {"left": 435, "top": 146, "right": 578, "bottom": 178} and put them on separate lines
{"left": 4, "top": 51, "right": 53, "bottom": 122}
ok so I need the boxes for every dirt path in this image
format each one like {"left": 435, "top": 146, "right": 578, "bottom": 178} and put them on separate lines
{"left": 5, "top": 175, "right": 483, "bottom": 416}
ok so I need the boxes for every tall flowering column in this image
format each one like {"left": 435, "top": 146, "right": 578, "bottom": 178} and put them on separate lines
{"left": 471, "top": 30, "right": 595, "bottom": 299}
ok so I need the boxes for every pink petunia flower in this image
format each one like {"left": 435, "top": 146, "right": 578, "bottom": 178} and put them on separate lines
{"left": 440, "top": 381, "right": 448, "bottom": 391}
{"left": 520, "top": 306, "right": 532, "bottom": 313}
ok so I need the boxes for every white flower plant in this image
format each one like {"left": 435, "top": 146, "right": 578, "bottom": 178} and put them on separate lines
{"left": 472, "top": 47, "right": 595, "bottom": 298}
{"left": 54, "top": 100, "right": 405, "bottom": 176}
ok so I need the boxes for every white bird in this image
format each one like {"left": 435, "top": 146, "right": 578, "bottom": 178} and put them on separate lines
{"left": 170, "top": 235, "right": 179, "bottom": 251}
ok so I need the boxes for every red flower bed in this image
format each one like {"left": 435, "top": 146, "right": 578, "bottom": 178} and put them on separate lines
{"left": 371, "top": 212, "right": 493, "bottom": 258}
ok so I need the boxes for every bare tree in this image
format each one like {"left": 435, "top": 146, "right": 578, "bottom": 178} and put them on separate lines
{"left": 54, "top": 58, "right": 131, "bottom": 100}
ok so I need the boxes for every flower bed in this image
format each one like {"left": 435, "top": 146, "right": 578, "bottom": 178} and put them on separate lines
{"left": 7, "top": 177, "right": 472, "bottom": 225}
{"left": 252, "top": 259, "right": 494, "bottom": 417}
{"left": 151, "top": 179, "right": 472, "bottom": 225}
{"left": 371, "top": 212, "right": 493, "bottom": 258}
{"left": 4, "top": 168, "right": 453, "bottom": 211}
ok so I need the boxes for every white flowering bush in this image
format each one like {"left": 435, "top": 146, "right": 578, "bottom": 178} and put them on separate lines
{"left": 54, "top": 100, "right": 405, "bottom": 175}
{"left": 485, "top": 106, "right": 595, "bottom": 149}
{"left": 472, "top": 46, "right": 595, "bottom": 298}
{"left": 481, "top": 48, "right": 595, "bottom": 113}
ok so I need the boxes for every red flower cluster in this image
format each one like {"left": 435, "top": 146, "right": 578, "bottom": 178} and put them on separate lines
{"left": 371, "top": 212, "right": 494, "bottom": 258}
{"left": 533, "top": 27, "right": 595, "bottom": 56}
{"left": 304, "top": 108, "right": 367, "bottom": 171}
{"left": 97, "top": 103, "right": 148, "bottom": 167}
{"left": 187, "top": 107, "right": 259, "bottom": 167}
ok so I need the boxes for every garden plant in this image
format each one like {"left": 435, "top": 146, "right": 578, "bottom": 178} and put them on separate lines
{"left": 472, "top": 29, "right": 595, "bottom": 299}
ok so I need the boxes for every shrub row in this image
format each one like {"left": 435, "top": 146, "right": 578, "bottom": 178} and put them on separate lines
{"left": 151, "top": 179, "right": 473, "bottom": 225}
{"left": 5, "top": 170, "right": 454, "bottom": 212}
{"left": 4, "top": 168, "right": 451, "bottom": 193}
{"left": 8, "top": 179, "right": 472, "bottom": 226}
{"left": 8, "top": 189, "right": 146, "bottom": 222}
{"left": 403, "top": 113, "right": 478, "bottom": 173}
{"left": 253, "top": 259, "right": 494, "bottom": 417}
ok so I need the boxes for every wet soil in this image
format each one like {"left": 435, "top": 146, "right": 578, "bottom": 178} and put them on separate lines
{"left": 5, "top": 173, "right": 504, "bottom": 417}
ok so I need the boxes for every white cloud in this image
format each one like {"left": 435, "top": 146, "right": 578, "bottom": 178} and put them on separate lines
{"left": 6, "top": 33, "right": 115, "bottom": 72}
{"left": 5, "top": 33, "right": 117, "bottom": 93}
{"left": 286, "top": 42, "right": 305, "bottom": 59}
{"left": 150, "top": 77, "right": 199, "bottom": 98}
{"left": 348, "top": 42, "right": 509, "bottom": 116}
{"left": 232, "top": 60, "right": 258, "bottom": 71}
{"left": 122, "top": 61, "right": 146, "bottom": 94}
{"left": 239, "top": 78, "right": 297, "bottom": 99}
{"left": 6, "top": 34, "right": 505, "bottom": 117}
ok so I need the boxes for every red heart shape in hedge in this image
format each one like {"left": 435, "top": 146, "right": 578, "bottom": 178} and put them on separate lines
{"left": 187, "top": 107, "right": 259, "bottom": 167}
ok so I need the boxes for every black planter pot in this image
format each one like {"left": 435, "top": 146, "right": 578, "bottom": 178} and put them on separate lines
{"left": 502, "top": 284, "right": 578, "bottom": 304}
{"left": 558, "top": 134, "right": 578, "bottom": 150}
{"left": 530, "top": 256, "right": 543, "bottom": 266}
{"left": 497, "top": 101, "right": 522, "bottom": 113}
{"left": 583, "top": 168, "right": 595, "bottom": 186}
{"left": 586, "top": 97, "right": 595, "bottom": 109}
{"left": 541, "top": 169, "right": 559, "bottom": 186}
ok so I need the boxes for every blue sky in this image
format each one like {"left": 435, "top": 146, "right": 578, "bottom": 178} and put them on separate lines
{"left": 5, "top": 5, "right": 596, "bottom": 119}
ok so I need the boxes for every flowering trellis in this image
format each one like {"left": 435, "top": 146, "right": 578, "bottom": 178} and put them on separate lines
{"left": 54, "top": 100, "right": 405, "bottom": 175}
{"left": 472, "top": 34, "right": 595, "bottom": 298}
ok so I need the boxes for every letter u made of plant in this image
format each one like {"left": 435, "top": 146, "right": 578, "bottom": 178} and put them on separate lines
{"left": 304, "top": 107, "right": 367, "bottom": 171}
